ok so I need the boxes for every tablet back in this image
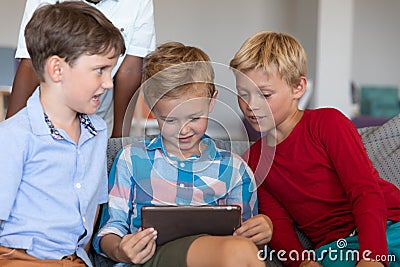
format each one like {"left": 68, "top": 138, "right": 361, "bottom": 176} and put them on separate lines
{"left": 141, "top": 205, "right": 241, "bottom": 246}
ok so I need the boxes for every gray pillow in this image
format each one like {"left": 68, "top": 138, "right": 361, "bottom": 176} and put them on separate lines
{"left": 359, "top": 114, "right": 400, "bottom": 188}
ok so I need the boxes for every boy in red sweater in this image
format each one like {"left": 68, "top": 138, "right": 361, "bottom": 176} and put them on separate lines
{"left": 230, "top": 31, "right": 400, "bottom": 267}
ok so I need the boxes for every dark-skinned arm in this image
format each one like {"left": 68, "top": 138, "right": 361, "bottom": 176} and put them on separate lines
{"left": 111, "top": 55, "right": 143, "bottom": 137}
{"left": 6, "top": 58, "right": 39, "bottom": 118}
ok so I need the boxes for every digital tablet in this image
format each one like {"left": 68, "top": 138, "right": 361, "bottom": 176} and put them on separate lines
{"left": 141, "top": 205, "right": 241, "bottom": 246}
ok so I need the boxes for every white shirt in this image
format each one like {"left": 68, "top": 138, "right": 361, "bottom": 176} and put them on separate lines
{"left": 15, "top": 0, "right": 156, "bottom": 130}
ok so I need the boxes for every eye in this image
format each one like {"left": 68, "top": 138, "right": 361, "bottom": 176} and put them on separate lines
{"left": 163, "top": 118, "right": 175, "bottom": 123}
{"left": 262, "top": 93, "right": 272, "bottom": 99}
{"left": 260, "top": 91, "right": 271, "bottom": 99}
{"left": 238, "top": 92, "right": 249, "bottom": 99}
{"left": 191, "top": 117, "right": 200, "bottom": 121}
{"left": 96, "top": 67, "right": 104, "bottom": 74}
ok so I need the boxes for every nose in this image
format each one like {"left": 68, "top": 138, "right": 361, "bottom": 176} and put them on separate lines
{"left": 247, "top": 94, "right": 261, "bottom": 111}
{"left": 179, "top": 121, "right": 191, "bottom": 135}
{"left": 102, "top": 74, "right": 114, "bottom": 90}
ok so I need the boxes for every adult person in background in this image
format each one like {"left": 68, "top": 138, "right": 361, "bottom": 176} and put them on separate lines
{"left": 0, "top": 2, "right": 126, "bottom": 265}
{"left": 6, "top": 0, "right": 156, "bottom": 137}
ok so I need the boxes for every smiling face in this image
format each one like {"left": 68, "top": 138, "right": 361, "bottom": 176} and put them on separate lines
{"left": 235, "top": 67, "right": 304, "bottom": 134}
{"left": 152, "top": 84, "right": 217, "bottom": 159}
{"left": 59, "top": 51, "right": 118, "bottom": 115}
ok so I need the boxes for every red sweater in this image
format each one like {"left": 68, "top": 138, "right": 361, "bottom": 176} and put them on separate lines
{"left": 245, "top": 108, "right": 400, "bottom": 267}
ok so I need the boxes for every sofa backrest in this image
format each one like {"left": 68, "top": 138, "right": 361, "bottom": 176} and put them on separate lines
{"left": 358, "top": 114, "right": 400, "bottom": 188}
{"left": 107, "top": 114, "right": 400, "bottom": 188}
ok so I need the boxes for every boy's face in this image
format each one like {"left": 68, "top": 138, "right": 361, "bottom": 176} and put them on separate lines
{"left": 235, "top": 67, "right": 302, "bottom": 133}
{"left": 152, "top": 85, "right": 217, "bottom": 159}
{"left": 58, "top": 51, "right": 118, "bottom": 115}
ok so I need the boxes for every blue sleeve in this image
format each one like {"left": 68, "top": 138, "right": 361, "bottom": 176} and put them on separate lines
{"left": 226, "top": 156, "right": 258, "bottom": 221}
{"left": 93, "top": 147, "right": 136, "bottom": 254}
{"left": 0, "top": 122, "right": 26, "bottom": 221}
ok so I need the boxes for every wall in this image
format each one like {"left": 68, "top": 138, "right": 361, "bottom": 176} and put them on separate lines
{"left": 0, "top": 0, "right": 398, "bottom": 138}
{"left": 291, "top": 0, "right": 319, "bottom": 89}
{"left": 153, "top": 0, "right": 316, "bottom": 139}
{"left": 314, "top": 0, "right": 354, "bottom": 117}
{"left": 352, "top": 0, "right": 400, "bottom": 87}
{"left": 1, "top": 1, "right": 398, "bottom": 87}
{"left": 154, "top": 0, "right": 294, "bottom": 66}
{"left": 0, "top": 0, "right": 25, "bottom": 47}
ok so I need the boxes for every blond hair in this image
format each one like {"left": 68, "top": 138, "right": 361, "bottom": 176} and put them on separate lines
{"left": 142, "top": 42, "right": 215, "bottom": 108}
{"left": 230, "top": 31, "right": 307, "bottom": 87}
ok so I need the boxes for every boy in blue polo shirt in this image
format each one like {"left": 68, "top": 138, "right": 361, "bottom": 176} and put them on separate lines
{"left": 94, "top": 42, "right": 273, "bottom": 267}
{"left": 0, "top": 2, "right": 125, "bottom": 266}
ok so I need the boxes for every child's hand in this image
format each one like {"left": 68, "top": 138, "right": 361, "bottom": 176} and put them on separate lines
{"left": 233, "top": 214, "right": 273, "bottom": 246}
{"left": 118, "top": 227, "right": 157, "bottom": 264}
{"left": 299, "top": 260, "right": 323, "bottom": 267}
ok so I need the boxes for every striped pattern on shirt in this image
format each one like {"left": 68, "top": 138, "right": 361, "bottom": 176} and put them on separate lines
{"left": 95, "top": 135, "right": 257, "bottom": 248}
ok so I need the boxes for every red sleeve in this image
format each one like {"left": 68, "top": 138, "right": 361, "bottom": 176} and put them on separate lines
{"left": 258, "top": 185, "right": 305, "bottom": 267}
{"left": 245, "top": 141, "right": 304, "bottom": 267}
{"left": 319, "top": 109, "right": 388, "bottom": 262}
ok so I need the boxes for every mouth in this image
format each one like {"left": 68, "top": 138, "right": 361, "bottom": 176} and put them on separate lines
{"left": 248, "top": 115, "right": 267, "bottom": 122}
{"left": 178, "top": 135, "right": 194, "bottom": 143}
{"left": 92, "top": 93, "right": 102, "bottom": 105}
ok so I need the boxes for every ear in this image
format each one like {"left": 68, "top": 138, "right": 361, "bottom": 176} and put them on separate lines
{"left": 46, "top": 55, "right": 63, "bottom": 82}
{"left": 292, "top": 76, "right": 307, "bottom": 100}
{"left": 208, "top": 90, "right": 218, "bottom": 113}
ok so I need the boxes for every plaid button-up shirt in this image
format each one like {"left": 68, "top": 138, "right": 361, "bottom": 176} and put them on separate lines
{"left": 94, "top": 134, "right": 257, "bottom": 253}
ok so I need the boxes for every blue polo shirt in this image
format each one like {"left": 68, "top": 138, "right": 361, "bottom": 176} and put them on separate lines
{"left": 0, "top": 88, "right": 108, "bottom": 267}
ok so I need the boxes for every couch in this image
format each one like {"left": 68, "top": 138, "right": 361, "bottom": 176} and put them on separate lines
{"left": 91, "top": 114, "right": 400, "bottom": 266}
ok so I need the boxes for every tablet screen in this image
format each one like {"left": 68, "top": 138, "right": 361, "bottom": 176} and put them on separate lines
{"left": 141, "top": 205, "right": 241, "bottom": 246}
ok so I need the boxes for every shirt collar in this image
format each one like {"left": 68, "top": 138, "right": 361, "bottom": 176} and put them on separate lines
{"left": 44, "top": 113, "right": 99, "bottom": 140}
{"left": 27, "top": 87, "right": 106, "bottom": 140}
{"left": 146, "top": 134, "right": 221, "bottom": 160}
{"left": 43, "top": 113, "right": 64, "bottom": 140}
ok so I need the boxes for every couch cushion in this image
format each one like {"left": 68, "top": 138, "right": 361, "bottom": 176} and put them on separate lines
{"left": 107, "top": 115, "right": 400, "bottom": 189}
{"left": 358, "top": 114, "right": 400, "bottom": 188}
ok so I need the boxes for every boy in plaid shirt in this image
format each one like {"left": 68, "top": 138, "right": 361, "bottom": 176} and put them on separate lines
{"left": 94, "top": 42, "right": 273, "bottom": 267}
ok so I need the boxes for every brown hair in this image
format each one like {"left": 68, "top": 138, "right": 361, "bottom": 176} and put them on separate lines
{"left": 230, "top": 31, "right": 307, "bottom": 88}
{"left": 25, "top": 1, "right": 126, "bottom": 82}
{"left": 142, "top": 42, "right": 215, "bottom": 109}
